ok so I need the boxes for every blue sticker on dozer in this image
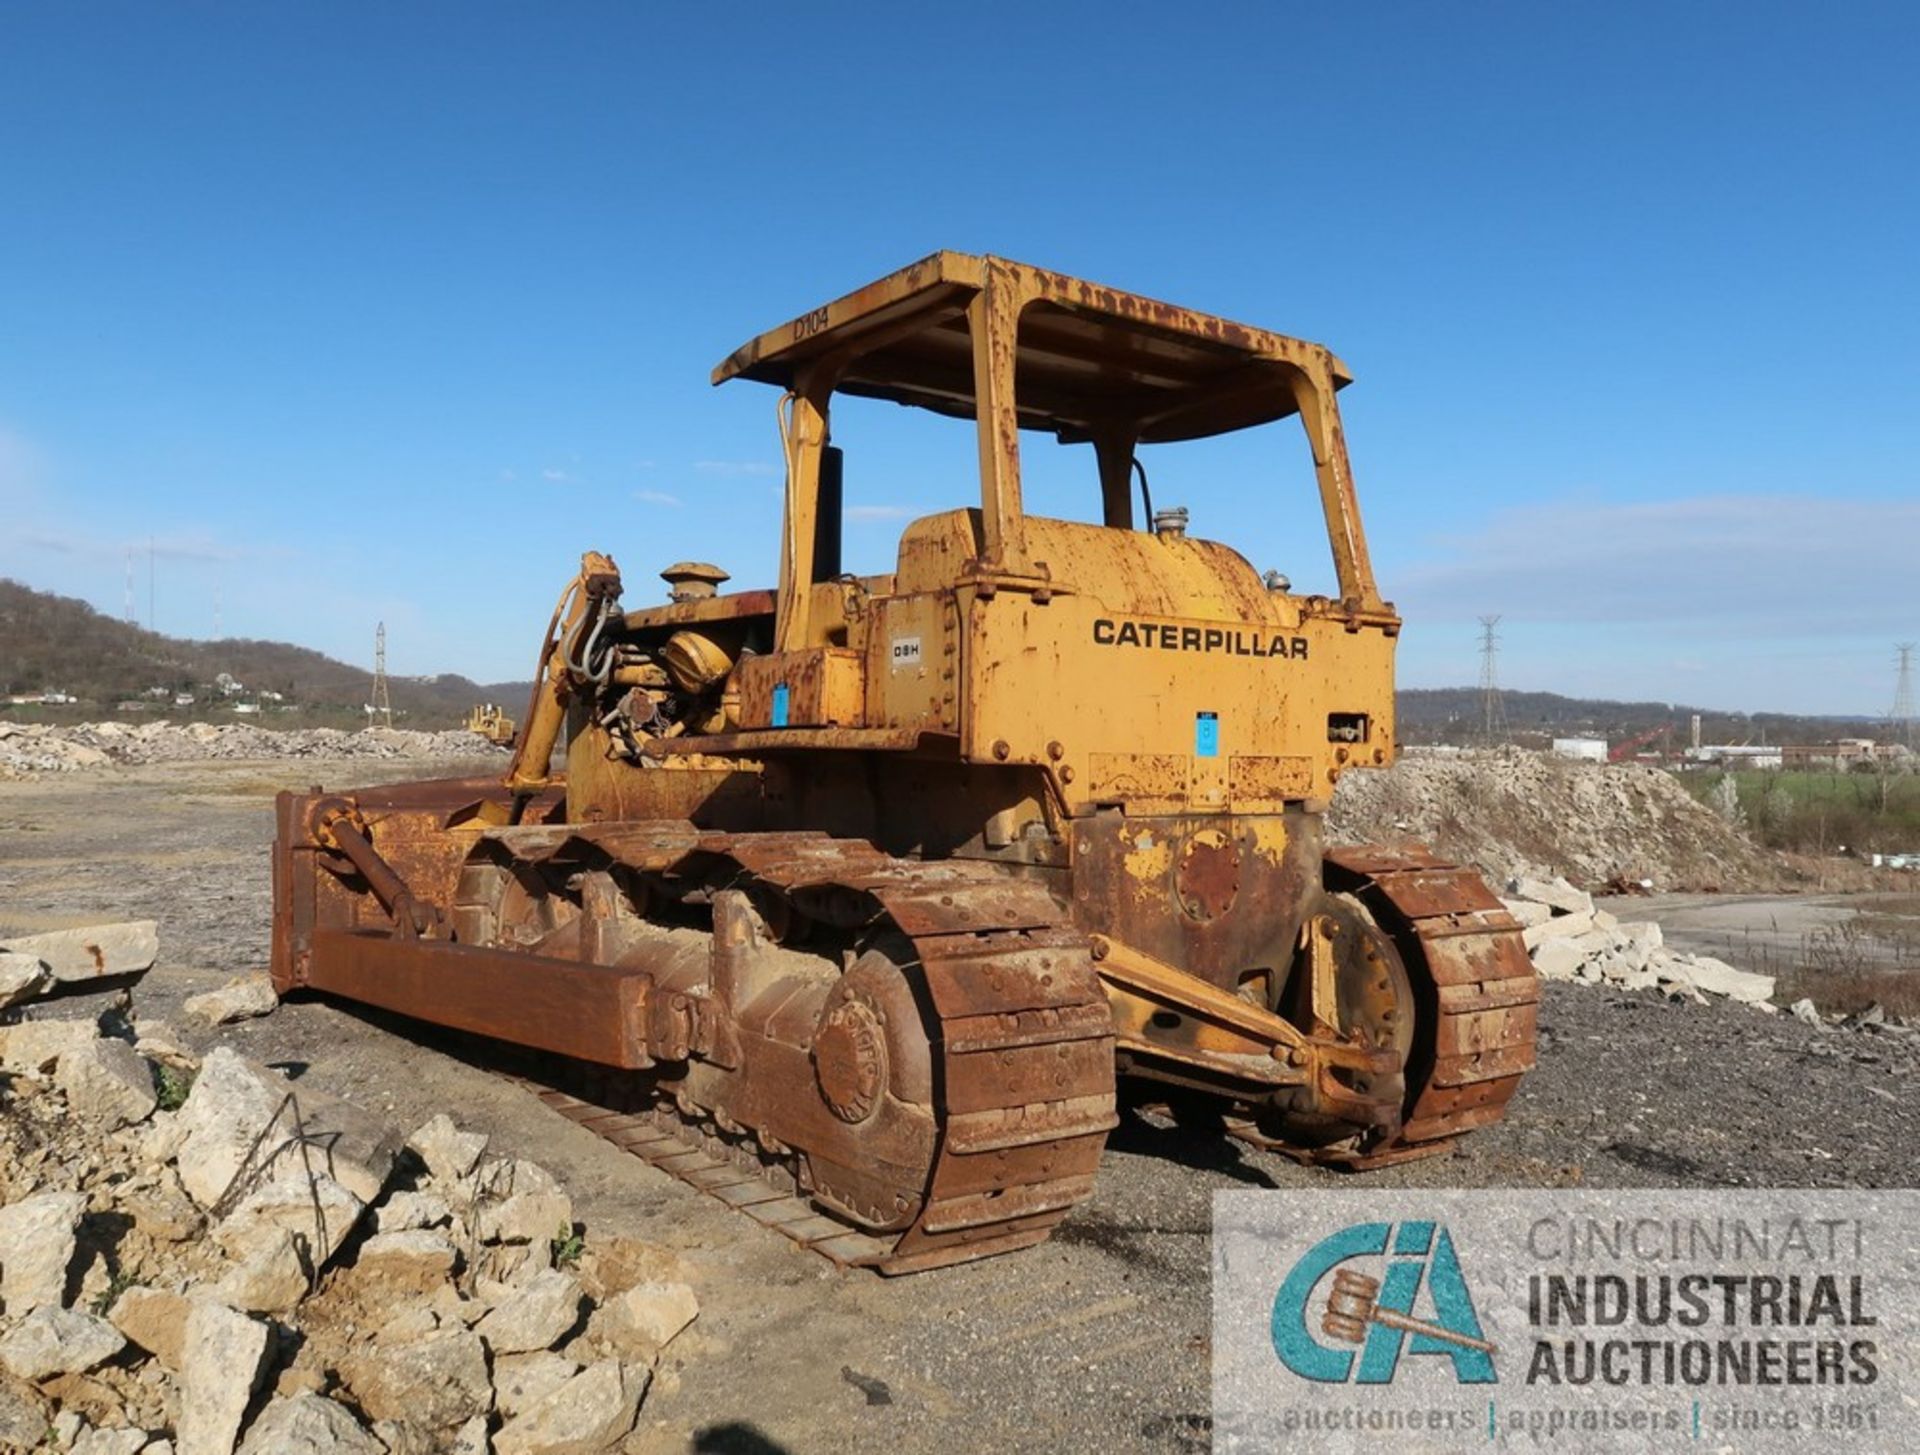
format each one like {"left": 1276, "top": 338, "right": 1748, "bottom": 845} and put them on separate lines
{"left": 771, "top": 684, "right": 790, "bottom": 728}
{"left": 1195, "top": 711, "right": 1219, "bottom": 758}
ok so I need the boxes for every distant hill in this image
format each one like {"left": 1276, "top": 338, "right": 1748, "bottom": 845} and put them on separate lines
{"left": 1399, "top": 686, "right": 1882, "bottom": 749}
{"left": 0, "top": 579, "right": 530, "bottom": 729}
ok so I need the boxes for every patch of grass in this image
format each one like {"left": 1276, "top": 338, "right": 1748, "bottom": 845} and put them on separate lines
{"left": 550, "top": 1224, "right": 585, "bottom": 1269}
{"left": 152, "top": 1063, "right": 195, "bottom": 1112}
{"left": 90, "top": 1266, "right": 136, "bottom": 1316}
{"left": 1683, "top": 768, "right": 1920, "bottom": 856}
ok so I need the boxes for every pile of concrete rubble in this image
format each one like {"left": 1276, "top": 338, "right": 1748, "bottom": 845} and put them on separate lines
{"left": 0, "top": 721, "right": 504, "bottom": 779}
{"left": 1330, "top": 747, "right": 1774, "bottom": 892}
{"left": 1502, "top": 876, "right": 1778, "bottom": 1008}
{"left": 0, "top": 931, "right": 697, "bottom": 1455}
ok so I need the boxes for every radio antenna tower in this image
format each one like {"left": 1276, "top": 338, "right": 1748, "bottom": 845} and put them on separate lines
{"left": 1892, "top": 643, "right": 1916, "bottom": 750}
{"left": 1477, "top": 615, "right": 1508, "bottom": 744}
{"left": 371, "top": 622, "right": 394, "bottom": 729}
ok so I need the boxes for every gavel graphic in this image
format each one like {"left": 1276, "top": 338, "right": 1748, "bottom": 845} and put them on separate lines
{"left": 1320, "top": 1269, "right": 1496, "bottom": 1354}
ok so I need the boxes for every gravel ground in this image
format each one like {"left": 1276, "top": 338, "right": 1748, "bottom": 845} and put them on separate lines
{"left": 4, "top": 762, "right": 1917, "bottom": 1454}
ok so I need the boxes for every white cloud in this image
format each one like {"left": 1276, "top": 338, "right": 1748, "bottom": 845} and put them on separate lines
{"left": 694, "top": 459, "right": 779, "bottom": 478}
{"left": 541, "top": 467, "right": 569, "bottom": 482}
{"left": 634, "top": 489, "right": 682, "bottom": 507}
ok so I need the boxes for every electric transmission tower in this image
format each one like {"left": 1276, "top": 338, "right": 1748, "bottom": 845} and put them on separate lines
{"left": 1477, "top": 615, "right": 1508, "bottom": 744}
{"left": 123, "top": 548, "right": 136, "bottom": 626}
{"left": 1892, "top": 643, "right": 1916, "bottom": 750}
{"left": 371, "top": 622, "right": 394, "bottom": 729}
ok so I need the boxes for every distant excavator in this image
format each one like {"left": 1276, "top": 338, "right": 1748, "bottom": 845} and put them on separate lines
{"left": 272, "top": 254, "right": 1538, "bottom": 1272}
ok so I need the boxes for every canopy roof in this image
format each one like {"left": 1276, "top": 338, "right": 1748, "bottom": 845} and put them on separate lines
{"left": 712, "top": 251, "right": 1350, "bottom": 444}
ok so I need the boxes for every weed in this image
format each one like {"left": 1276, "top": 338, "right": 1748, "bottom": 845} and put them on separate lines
{"left": 153, "top": 1063, "right": 195, "bottom": 1112}
{"left": 90, "top": 1266, "right": 136, "bottom": 1316}
{"left": 551, "top": 1224, "right": 586, "bottom": 1269}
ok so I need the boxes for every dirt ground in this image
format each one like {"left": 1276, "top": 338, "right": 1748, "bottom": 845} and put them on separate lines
{"left": 5, "top": 761, "right": 1918, "bottom": 1454}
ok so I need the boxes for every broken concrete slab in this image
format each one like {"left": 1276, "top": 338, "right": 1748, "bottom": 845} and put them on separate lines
{"left": 477, "top": 1268, "right": 585, "bottom": 1356}
{"left": 407, "top": 1114, "right": 487, "bottom": 1183}
{"left": 494, "top": 1351, "right": 581, "bottom": 1421}
{"left": 1530, "top": 938, "right": 1587, "bottom": 981}
{"left": 57, "top": 1036, "right": 158, "bottom": 1129}
{"left": 236, "top": 1393, "right": 385, "bottom": 1455}
{"left": 1522, "top": 909, "right": 1596, "bottom": 950}
{"left": 214, "top": 1172, "right": 366, "bottom": 1270}
{"left": 0, "top": 1307, "right": 126, "bottom": 1382}
{"left": 108, "top": 1285, "right": 192, "bottom": 1370}
{"left": 495, "top": 1358, "right": 645, "bottom": 1455}
{"left": 0, "top": 950, "right": 51, "bottom": 1009}
{"left": 472, "top": 1158, "right": 572, "bottom": 1247}
{"left": 374, "top": 1190, "right": 453, "bottom": 1235}
{"left": 1791, "top": 997, "right": 1826, "bottom": 1029}
{"left": 0, "top": 921, "right": 157, "bottom": 990}
{"left": 1507, "top": 876, "right": 1593, "bottom": 917}
{"left": 588, "top": 1280, "right": 698, "bottom": 1358}
{"left": 340, "top": 1327, "right": 493, "bottom": 1435}
{"left": 352, "top": 1229, "right": 460, "bottom": 1292}
{"left": 216, "top": 1229, "right": 312, "bottom": 1315}
{"left": 0, "top": 1189, "right": 87, "bottom": 1314}
{"left": 0, "top": 1016, "right": 101, "bottom": 1074}
{"left": 182, "top": 973, "right": 278, "bottom": 1027}
{"left": 177, "top": 1299, "right": 274, "bottom": 1455}
{"left": 174, "top": 1047, "right": 400, "bottom": 1209}
{"left": 1667, "top": 954, "right": 1776, "bottom": 1005}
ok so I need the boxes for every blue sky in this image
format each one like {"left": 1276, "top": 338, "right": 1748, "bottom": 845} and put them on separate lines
{"left": 2, "top": 2, "right": 1914, "bottom": 713}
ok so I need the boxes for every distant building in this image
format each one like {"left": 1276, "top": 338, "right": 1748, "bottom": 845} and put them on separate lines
{"left": 1689, "top": 745, "right": 1784, "bottom": 770}
{"left": 1551, "top": 737, "right": 1608, "bottom": 762}
{"left": 214, "top": 672, "right": 245, "bottom": 697}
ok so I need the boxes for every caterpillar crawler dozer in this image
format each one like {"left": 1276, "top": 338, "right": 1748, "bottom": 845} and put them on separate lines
{"left": 271, "top": 254, "right": 1538, "bottom": 1273}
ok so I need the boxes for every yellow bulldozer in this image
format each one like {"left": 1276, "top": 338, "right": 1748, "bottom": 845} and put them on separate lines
{"left": 271, "top": 254, "right": 1537, "bottom": 1273}
{"left": 464, "top": 703, "right": 517, "bottom": 748}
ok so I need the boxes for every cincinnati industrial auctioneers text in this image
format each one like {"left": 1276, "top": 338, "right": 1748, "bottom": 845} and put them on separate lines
{"left": 1091, "top": 618, "right": 1310, "bottom": 659}
{"left": 1523, "top": 1216, "right": 1879, "bottom": 1389}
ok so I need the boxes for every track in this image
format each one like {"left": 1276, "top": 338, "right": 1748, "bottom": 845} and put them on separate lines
{"left": 1324, "top": 844, "right": 1540, "bottom": 1165}
{"left": 485, "top": 829, "right": 1120, "bottom": 1274}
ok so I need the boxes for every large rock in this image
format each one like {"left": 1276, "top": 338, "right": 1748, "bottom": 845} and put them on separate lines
{"left": 341, "top": 1327, "right": 492, "bottom": 1435}
{"left": 217, "top": 1229, "right": 312, "bottom": 1314}
{"left": 374, "top": 1190, "right": 452, "bottom": 1234}
{"left": 496, "top": 1359, "right": 645, "bottom": 1455}
{"left": 0, "top": 1375, "right": 51, "bottom": 1450}
{"left": 472, "top": 1159, "right": 572, "bottom": 1246}
{"left": 0, "top": 1016, "right": 100, "bottom": 1074}
{"left": 236, "top": 1393, "right": 384, "bottom": 1455}
{"left": 214, "top": 1172, "right": 366, "bottom": 1269}
{"left": 57, "top": 1037, "right": 159, "bottom": 1129}
{"left": 1521, "top": 909, "right": 1596, "bottom": 951}
{"left": 352, "top": 1229, "right": 460, "bottom": 1292}
{"left": 0, "top": 1189, "right": 87, "bottom": 1313}
{"left": 478, "top": 1268, "right": 585, "bottom": 1355}
{"left": 1666, "top": 953, "right": 1776, "bottom": 1005}
{"left": 174, "top": 1047, "right": 400, "bottom": 1209}
{"left": 494, "top": 1352, "right": 580, "bottom": 1420}
{"left": 407, "top": 1114, "right": 489, "bottom": 1183}
{"left": 0, "top": 1307, "right": 125, "bottom": 1381}
{"left": 1506, "top": 876, "right": 1593, "bottom": 917}
{"left": 177, "top": 1300, "right": 274, "bottom": 1455}
{"left": 0, "top": 950, "right": 51, "bottom": 1009}
{"left": 0, "top": 920, "right": 158, "bottom": 989}
{"left": 587, "top": 1281, "right": 698, "bottom": 1357}
{"left": 109, "top": 1285, "right": 192, "bottom": 1369}
{"left": 1530, "top": 937, "right": 1587, "bottom": 981}
{"left": 182, "top": 973, "right": 279, "bottom": 1027}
